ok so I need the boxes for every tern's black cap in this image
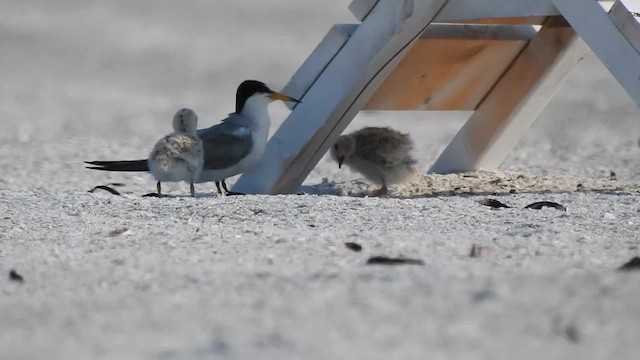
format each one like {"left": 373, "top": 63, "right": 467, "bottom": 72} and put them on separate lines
{"left": 235, "top": 80, "right": 274, "bottom": 114}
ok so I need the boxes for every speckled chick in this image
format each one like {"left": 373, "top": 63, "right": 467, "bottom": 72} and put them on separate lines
{"left": 330, "top": 127, "right": 417, "bottom": 196}
{"left": 148, "top": 108, "right": 204, "bottom": 197}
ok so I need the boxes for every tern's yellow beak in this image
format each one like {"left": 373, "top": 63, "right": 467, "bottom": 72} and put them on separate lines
{"left": 269, "top": 92, "right": 301, "bottom": 103}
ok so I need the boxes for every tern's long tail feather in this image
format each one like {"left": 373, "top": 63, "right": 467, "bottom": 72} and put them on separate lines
{"left": 85, "top": 159, "right": 149, "bottom": 172}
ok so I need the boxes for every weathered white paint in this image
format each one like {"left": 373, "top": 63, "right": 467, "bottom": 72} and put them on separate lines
{"left": 349, "top": 0, "right": 379, "bottom": 21}
{"left": 552, "top": 0, "right": 640, "bottom": 107}
{"left": 608, "top": 0, "right": 640, "bottom": 54}
{"left": 420, "top": 23, "right": 537, "bottom": 40}
{"left": 281, "top": 24, "right": 357, "bottom": 111}
{"left": 350, "top": 0, "right": 558, "bottom": 22}
{"left": 349, "top": 0, "right": 618, "bottom": 22}
{"left": 435, "top": 0, "right": 558, "bottom": 22}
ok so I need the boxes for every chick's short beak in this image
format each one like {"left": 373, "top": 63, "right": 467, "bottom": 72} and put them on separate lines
{"left": 269, "top": 92, "right": 301, "bottom": 103}
{"left": 338, "top": 157, "right": 344, "bottom": 169}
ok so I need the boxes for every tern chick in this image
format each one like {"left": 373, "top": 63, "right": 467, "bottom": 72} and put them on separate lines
{"left": 330, "top": 127, "right": 417, "bottom": 196}
{"left": 148, "top": 108, "right": 204, "bottom": 197}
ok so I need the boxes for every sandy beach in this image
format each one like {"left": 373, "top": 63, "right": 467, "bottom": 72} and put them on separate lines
{"left": 1, "top": 1, "right": 640, "bottom": 359}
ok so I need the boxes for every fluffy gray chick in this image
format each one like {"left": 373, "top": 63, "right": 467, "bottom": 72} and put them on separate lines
{"left": 330, "top": 126, "right": 417, "bottom": 196}
{"left": 148, "top": 108, "right": 204, "bottom": 197}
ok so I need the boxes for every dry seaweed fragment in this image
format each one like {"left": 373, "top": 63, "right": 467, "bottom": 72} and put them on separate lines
{"left": 469, "top": 244, "right": 493, "bottom": 258}
{"left": 9, "top": 269, "right": 24, "bottom": 283}
{"left": 618, "top": 256, "right": 640, "bottom": 271}
{"left": 478, "top": 198, "right": 510, "bottom": 209}
{"left": 366, "top": 256, "right": 424, "bottom": 266}
{"left": 344, "top": 242, "right": 362, "bottom": 252}
{"left": 107, "top": 228, "right": 130, "bottom": 237}
{"left": 88, "top": 184, "right": 122, "bottom": 195}
{"left": 524, "top": 201, "right": 566, "bottom": 211}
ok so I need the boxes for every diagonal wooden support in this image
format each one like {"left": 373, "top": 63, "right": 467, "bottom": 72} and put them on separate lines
{"left": 551, "top": 0, "right": 640, "bottom": 107}
{"left": 234, "top": 0, "right": 450, "bottom": 194}
{"left": 429, "top": 17, "right": 587, "bottom": 173}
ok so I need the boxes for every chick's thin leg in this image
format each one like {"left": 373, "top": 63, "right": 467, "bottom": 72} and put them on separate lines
{"left": 373, "top": 178, "right": 388, "bottom": 197}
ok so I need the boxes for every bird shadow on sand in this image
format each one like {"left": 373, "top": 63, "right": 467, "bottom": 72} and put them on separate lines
{"left": 87, "top": 184, "right": 225, "bottom": 199}
{"left": 300, "top": 171, "right": 640, "bottom": 199}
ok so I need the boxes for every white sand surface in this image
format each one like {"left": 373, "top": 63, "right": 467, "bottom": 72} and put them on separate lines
{"left": 1, "top": 1, "right": 640, "bottom": 359}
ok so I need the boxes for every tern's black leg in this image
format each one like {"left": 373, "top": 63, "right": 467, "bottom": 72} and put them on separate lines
{"left": 190, "top": 182, "right": 195, "bottom": 197}
{"left": 157, "top": 182, "right": 162, "bottom": 197}
{"left": 222, "top": 180, "right": 244, "bottom": 195}
{"left": 215, "top": 181, "right": 223, "bottom": 195}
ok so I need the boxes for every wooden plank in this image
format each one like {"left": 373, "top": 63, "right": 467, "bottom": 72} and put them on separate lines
{"left": 609, "top": 0, "right": 640, "bottom": 54}
{"left": 281, "top": 24, "right": 357, "bottom": 110}
{"left": 436, "top": 0, "right": 559, "bottom": 22}
{"left": 364, "top": 38, "right": 529, "bottom": 110}
{"left": 551, "top": 0, "right": 640, "bottom": 107}
{"left": 350, "top": 0, "right": 617, "bottom": 22}
{"left": 365, "top": 24, "right": 536, "bottom": 111}
{"left": 418, "top": 23, "right": 538, "bottom": 40}
{"left": 447, "top": 16, "right": 549, "bottom": 25}
{"left": 350, "top": 0, "right": 559, "bottom": 22}
{"left": 234, "top": 0, "right": 450, "bottom": 194}
{"left": 349, "top": 0, "right": 378, "bottom": 21}
{"left": 429, "top": 19, "right": 586, "bottom": 173}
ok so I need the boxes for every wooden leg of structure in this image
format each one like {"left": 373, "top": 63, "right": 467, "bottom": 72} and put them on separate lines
{"left": 233, "top": 0, "right": 450, "bottom": 194}
{"left": 429, "top": 18, "right": 586, "bottom": 174}
{"left": 551, "top": 0, "right": 640, "bottom": 107}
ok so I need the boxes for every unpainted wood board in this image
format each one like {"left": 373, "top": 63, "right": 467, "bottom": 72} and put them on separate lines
{"left": 430, "top": 24, "right": 585, "bottom": 173}
{"left": 363, "top": 38, "right": 528, "bottom": 110}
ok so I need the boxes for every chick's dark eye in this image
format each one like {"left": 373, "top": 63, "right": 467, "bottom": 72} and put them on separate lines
{"left": 334, "top": 144, "right": 338, "bottom": 150}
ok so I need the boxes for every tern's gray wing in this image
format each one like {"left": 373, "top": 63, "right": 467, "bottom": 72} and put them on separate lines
{"left": 197, "top": 120, "right": 253, "bottom": 170}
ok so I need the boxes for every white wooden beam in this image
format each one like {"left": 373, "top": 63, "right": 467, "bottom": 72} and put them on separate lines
{"left": 429, "top": 18, "right": 587, "bottom": 173}
{"left": 349, "top": 0, "right": 561, "bottom": 22}
{"left": 551, "top": 0, "right": 640, "bottom": 107}
{"left": 349, "top": 0, "right": 619, "bottom": 22}
{"left": 349, "top": 0, "right": 379, "bottom": 21}
{"left": 608, "top": 0, "right": 640, "bottom": 54}
{"left": 281, "top": 24, "right": 357, "bottom": 110}
{"left": 234, "top": 0, "right": 450, "bottom": 194}
{"left": 420, "top": 23, "right": 538, "bottom": 40}
{"left": 435, "top": 0, "right": 559, "bottom": 22}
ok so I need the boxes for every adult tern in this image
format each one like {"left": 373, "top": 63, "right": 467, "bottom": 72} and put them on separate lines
{"left": 86, "top": 80, "right": 300, "bottom": 195}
